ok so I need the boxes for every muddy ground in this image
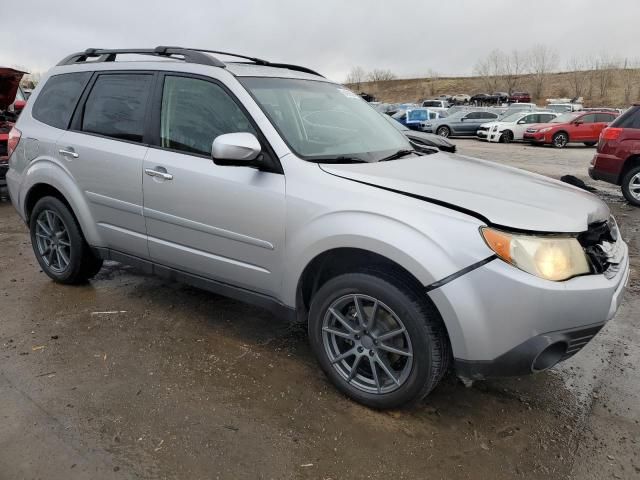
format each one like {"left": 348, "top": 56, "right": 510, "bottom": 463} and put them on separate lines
{"left": 1, "top": 140, "right": 639, "bottom": 480}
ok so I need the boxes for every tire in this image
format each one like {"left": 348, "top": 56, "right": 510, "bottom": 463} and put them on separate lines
{"left": 29, "top": 196, "right": 103, "bottom": 284}
{"left": 501, "top": 130, "right": 514, "bottom": 143}
{"left": 621, "top": 165, "right": 640, "bottom": 207}
{"left": 584, "top": 141, "right": 597, "bottom": 147}
{"left": 436, "top": 126, "right": 451, "bottom": 138}
{"left": 552, "top": 132, "right": 569, "bottom": 148}
{"left": 308, "top": 269, "right": 450, "bottom": 409}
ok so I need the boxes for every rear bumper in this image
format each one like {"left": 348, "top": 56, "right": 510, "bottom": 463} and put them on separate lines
{"left": 429, "top": 241, "right": 630, "bottom": 379}
{"left": 589, "top": 153, "right": 622, "bottom": 185}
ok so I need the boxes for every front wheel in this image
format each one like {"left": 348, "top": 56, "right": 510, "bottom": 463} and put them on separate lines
{"left": 30, "top": 196, "right": 103, "bottom": 284}
{"left": 436, "top": 126, "right": 451, "bottom": 138}
{"left": 552, "top": 132, "right": 569, "bottom": 148}
{"left": 621, "top": 166, "right": 640, "bottom": 207}
{"left": 501, "top": 130, "right": 514, "bottom": 143}
{"left": 308, "top": 270, "right": 450, "bottom": 409}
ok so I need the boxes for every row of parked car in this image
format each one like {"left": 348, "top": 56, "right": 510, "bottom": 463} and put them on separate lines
{"left": 379, "top": 98, "right": 639, "bottom": 207}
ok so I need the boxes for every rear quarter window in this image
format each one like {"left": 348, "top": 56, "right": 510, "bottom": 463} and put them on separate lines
{"left": 32, "top": 72, "right": 92, "bottom": 129}
{"left": 611, "top": 108, "right": 640, "bottom": 129}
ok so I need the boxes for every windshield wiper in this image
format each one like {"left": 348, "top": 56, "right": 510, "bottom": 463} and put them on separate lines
{"left": 309, "top": 156, "right": 369, "bottom": 164}
{"left": 379, "top": 149, "right": 420, "bottom": 162}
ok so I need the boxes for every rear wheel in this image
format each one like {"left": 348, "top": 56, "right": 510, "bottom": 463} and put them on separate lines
{"left": 621, "top": 166, "right": 640, "bottom": 207}
{"left": 501, "top": 130, "right": 514, "bottom": 143}
{"left": 584, "top": 141, "right": 597, "bottom": 147}
{"left": 552, "top": 132, "right": 569, "bottom": 148}
{"left": 308, "top": 269, "right": 450, "bottom": 409}
{"left": 30, "top": 196, "right": 103, "bottom": 284}
{"left": 436, "top": 126, "right": 451, "bottom": 138}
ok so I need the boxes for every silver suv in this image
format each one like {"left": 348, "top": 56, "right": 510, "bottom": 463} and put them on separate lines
{"left": 6, "top": 47, "right": 630, "bottom": 409}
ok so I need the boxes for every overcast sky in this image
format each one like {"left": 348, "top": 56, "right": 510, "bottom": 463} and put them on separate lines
{"left": 2, "top": 0, "right": 638, "bottom": 82}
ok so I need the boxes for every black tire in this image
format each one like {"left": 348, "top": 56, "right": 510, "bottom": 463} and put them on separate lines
{"left": 501, "top": 130, "right": 514, "bottom": 143}
{"left": 552, "top": 132, "right": 569, "bottom": 148}
{"left": 584, "top": 141, "right": 597, "bottom": 147}
{"left": 29, "top": 196, "right": 103, "bottom": 284}
{"left": 621, "top": 165, "right": 640, "bottom": 207}
{"left": 436, "top": 126, "right": 451, "bottom": 138}
{"left": 308, "top": 269, "right": 450, "bottom": 409}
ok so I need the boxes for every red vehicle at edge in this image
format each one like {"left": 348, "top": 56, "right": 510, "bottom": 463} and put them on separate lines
{"left": 0, "top": 67, "right": 27, "bottom": 194}
{"left": 590, "top": 104, "right": 640, "bottom": 206}
{"left": 523, "top": 110, "right": 618, "bottom": 148}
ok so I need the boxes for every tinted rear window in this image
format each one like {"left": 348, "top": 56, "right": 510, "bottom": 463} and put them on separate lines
{"left": 32, "top": 72, "right": 91, "bottom": 129}
{"left": 611, "top": 107, "right": 640, "bottom": 129}
{"left": 81, "top": 74, "right": 152, "bottom": 142}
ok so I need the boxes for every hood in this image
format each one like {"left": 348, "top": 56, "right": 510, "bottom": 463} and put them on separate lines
{"left": 319, "top": 153, "right": 609, "bottom": 233}
{"left": 0, "top": 67, "right": 26, "bottom": 110}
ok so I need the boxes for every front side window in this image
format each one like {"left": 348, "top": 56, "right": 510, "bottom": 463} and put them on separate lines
{"left": 579, "top": 114, "right": 597, "bottom": 124}
{"left": 160, "top": 76, "right": 256, "bottom": 156}
{"left": 82, "top": 74, "right": 152, "bottom": 142}
{"left": 240, "top": 77, "right": 409, "bottom": 162}
{"left": 32, "top": 72, "right": 91, "bottom": 129}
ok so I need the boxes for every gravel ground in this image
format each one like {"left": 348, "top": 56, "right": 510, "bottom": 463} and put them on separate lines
{"left": 0, "top": 139, "right": 638, "bottom": 479}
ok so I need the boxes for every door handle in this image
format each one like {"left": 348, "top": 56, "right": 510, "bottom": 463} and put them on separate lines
{"left": 59, "top": 148, "right": 79, "bottom": 159}
{"left": 145, "top": 168, "right": 173, "bottom": 181}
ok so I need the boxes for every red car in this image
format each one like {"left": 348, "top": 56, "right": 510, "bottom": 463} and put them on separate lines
{"left": 589, "top": 104, "right": 640, "bottom": 206}
{"left": 0, "top": 67, "right": 26, "bottom": 193}
{"left": 509, "top": 91, "right": 531, "bottom": 103}
{"left": 523, "top": 111, "right": 618, "bottom": 148}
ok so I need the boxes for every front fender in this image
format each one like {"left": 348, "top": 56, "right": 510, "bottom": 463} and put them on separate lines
{"left": 282, "top": 209, "right": 490, "bottom": 307}
{"left": 19, "top": 158, "right": 103, "bottom": 246}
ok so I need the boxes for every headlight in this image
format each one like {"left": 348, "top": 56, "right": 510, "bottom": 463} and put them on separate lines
{"left": 480, "top": 227, "right": 590, "bottom": 281}
{"left": 539, "top": 127, "right": 552, "bottom": 133}
{"left": 424, "top": 123, "right": 432, "bottom": 128}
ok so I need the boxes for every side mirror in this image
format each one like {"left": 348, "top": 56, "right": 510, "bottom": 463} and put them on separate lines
{"left": 212, "top": 132, "right": 261, "bottom": 166}
{"left": 13, "top": 100, "right": 26, "bottom": 112}
{"left": 460, "top": 117, "right": 466, "bottom": 122}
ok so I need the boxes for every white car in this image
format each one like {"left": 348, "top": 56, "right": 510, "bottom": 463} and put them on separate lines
{"left": 451, "top": 94, "right": 471, "bottom": 104}
{"left": 548, "top": 103, "right": 584, "bottom": 113}
{"left": 477, "top": 111, "right": 559, "bottom": 143}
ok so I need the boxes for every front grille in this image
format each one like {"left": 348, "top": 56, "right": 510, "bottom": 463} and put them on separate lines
{"left": 560, "top": 325, "right": 603, "bottom": 361}
{"left": 578, "top": 218, "right": 621, "bottom": 276}
{"left": 478, "top": 126, "right": 489, "bottom": 132}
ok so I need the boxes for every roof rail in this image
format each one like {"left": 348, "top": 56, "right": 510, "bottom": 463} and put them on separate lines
{"left": 56, "top": 46, "right": 324, "bottom": 77}
{"left": 57, "top": 47, "right": 225, "bottom": 67}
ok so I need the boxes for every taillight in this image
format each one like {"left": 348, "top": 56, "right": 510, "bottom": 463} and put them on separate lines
{"left": 601, "top": 127, "right": 622, "bottom": 141}
{"left": 7, "top": 127, "right": 21, "bottom": 159}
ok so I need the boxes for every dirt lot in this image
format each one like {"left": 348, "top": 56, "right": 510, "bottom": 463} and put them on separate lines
{"left": 1, "top": 140, "right": 639, "bottom": 480}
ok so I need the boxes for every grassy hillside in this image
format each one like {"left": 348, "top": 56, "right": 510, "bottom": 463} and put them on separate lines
{"left": 347, "top": 69, "right": 640, "bottom": 108}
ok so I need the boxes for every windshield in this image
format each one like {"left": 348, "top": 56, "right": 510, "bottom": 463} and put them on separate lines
{"left": 241, "top": 77, "right": 410, "bottom": 162}
{"left": 499, "top": 112, "right": 525, "bottom": 123}
{"left": 551, "top": 112, "right": 581, "bottom": 123}
{"left": 382, "top": 114, "right": 409, "bottom": 131}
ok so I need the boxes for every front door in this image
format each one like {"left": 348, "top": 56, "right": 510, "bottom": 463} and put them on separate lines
{"left": 142, "top": 74, "right": 286, "bottom": 298}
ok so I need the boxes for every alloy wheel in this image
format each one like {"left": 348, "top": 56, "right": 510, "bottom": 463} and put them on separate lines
{"left": 554, "top": 133, "right": 568, "bottom": 148}
{"left": 629, "top": 172, "right": 640, "bottom": 201}
{"left": 34, "top": 209, "right": 71, "bottom": 273}
{"left": 322, "top": 294, "right": 413, "bottom": 394}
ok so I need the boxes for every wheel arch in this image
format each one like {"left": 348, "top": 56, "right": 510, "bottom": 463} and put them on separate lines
{"left": 619, "top": 154, "right": 640, "bottom": 185}
{"left": 20, "top": 162, "right": 102, "bottom": 245}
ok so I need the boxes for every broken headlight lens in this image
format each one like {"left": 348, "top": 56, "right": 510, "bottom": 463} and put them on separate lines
{"left": 480, "top": 227, "right": 590, "bottom": 281}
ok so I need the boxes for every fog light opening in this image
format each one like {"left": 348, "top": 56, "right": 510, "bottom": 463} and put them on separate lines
{"left": 532, "top": 342, "right": 567, "bottom": 372}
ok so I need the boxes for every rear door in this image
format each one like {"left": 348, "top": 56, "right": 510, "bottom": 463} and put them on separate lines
{"left": 594, "top": 113, "right": 617, "bottom": 139}
{"left": 141, "top": 73, "right": 286, "bottom": 298}
{"left": 58, "top": 72, "right": 154, "bottom": 258}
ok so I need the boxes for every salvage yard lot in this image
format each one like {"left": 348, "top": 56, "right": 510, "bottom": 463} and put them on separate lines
{"left": 1, "top": 141, "right": 639, "bottom": 480}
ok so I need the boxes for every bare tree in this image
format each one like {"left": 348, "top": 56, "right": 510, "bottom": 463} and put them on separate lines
{"left": 566, "top": 56, "right": 589, "bottom": 99}
{"left": 503, "top": 50, "right": 526, "bottom": 94}
{"left": 474, "top": 49, "right": 503, "bottom": 92}
{"left": 528, "top": 45, "right": 559, "bottom": 101}
{"left": 594, "top": 53, "right": 619, "bottom": 100}
{"left": 345, "top": 66, "right": 367, "bottom": 90}
{"left": 423, "top": 69, "right": 439, "bottom": 98}
{"left": 367, "top": 69, "right": 396, "bottom": 82}
{"left": 621, "top": 58, "right": 640, "bottom": 105}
